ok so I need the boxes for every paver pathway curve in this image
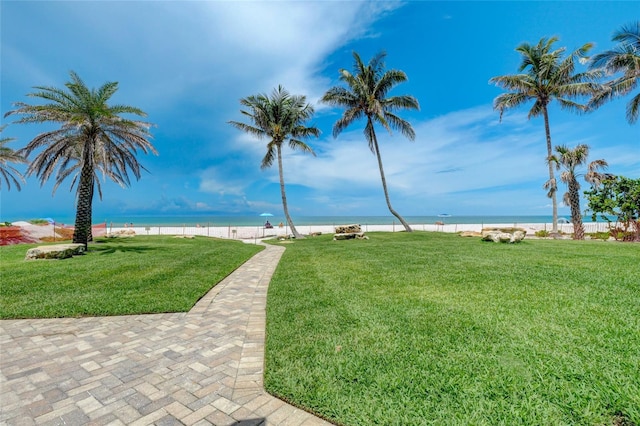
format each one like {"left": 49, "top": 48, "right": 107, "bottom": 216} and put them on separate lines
{"left": 1, "top": 243, "right": 333, "bottom": 426}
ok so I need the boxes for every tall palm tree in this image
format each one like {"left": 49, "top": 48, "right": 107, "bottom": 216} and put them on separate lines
{"left": 589, "top": 21, "right": 640, "bottom": 124}
{"left": 5, "top": 71, "right": 157, "bottom": 248}
{"left": 229, "top": 85, "right": 319, "bottom": 239}
{"left": 0, "top": 125, "right": 26, "bottom": 191}
{"left": 490, "top": 37, "right": 599, "bottom": 233}
{"left": 321, "top": 51, "right": 419, "bottom": 232}
{"left": 546, "top": 144, "right": 608, "bottom": 240}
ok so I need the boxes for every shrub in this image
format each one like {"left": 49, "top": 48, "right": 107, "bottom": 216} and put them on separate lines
{"left": 588, "top": 231, "right": 611, "bottom": 240}
{"left": 535, "top": 230, "right": 550, "bottom": 237}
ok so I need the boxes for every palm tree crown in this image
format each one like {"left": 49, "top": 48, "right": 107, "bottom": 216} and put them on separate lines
{"left": 590, "top": 21, "right": 640, "bottom": 123}
{"left": 490, "top": 37, "right": 599, "bottom": 233}
{"left": 229, "top": 85, "right": 319, "bottom": 239}
{"left": 321, "top": 51, "right": 419, "bottom": 232}
{"left": 0, "top": 125, "right": 26, "bottom": 191}
{"left": 5, "top": 71, "right": 157, "bottom": 247}
{"left": 547, "top": 144, "right": 608, "bottom": 240}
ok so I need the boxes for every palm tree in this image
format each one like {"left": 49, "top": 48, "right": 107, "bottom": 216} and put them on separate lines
{"left": 589, "top": 21, "right": 640, "bottom": 123}
{"left": 0, "top": 125, "right": 26, "bottom": 191}
{"left": 228, "top": 85, "right": 319, "bottom": 239}
{"left": 5, "top": 71, "right": 157, "bottom": 248}
{"left": 490, "top": 37, "right": 599, "bottom": 233}
{"left": 546, "top": 144, "right": 608, "bottom": 240}
{"left": 321, "top": 51, "right": 419, "bottom": 232}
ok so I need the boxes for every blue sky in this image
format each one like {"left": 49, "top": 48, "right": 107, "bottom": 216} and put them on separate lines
{"left": 1, "top": 1, "right": 638, "bottom": 221}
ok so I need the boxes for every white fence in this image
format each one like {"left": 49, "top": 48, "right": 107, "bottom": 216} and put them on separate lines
{"left": 110, "top": 221, "right": 614, "bottom": 240}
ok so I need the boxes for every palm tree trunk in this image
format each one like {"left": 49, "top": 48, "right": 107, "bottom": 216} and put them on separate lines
{"left": 277, "top": 145, "right": 303, "bottom": 239}
{"left": 542, "top": 105, "right": 558, "bottom": 233}
{"left": 568, "top": 179, "right": 584, "bottom": 240}
{"left": 73, "top": 163, "right": 94, "bottom": 249}
{"left": 370, "top": 128, "right": 412, "bottom": 232}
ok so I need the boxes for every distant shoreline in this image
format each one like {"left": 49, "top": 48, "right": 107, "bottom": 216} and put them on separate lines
{"left": 3, "top": 214, "right": 611, "bottom": 228}
{"left": 114, "top": 222, "right": 610, "bottom": 241}
{"left": 3, "top": 220, "right": 614, "bottom": 245}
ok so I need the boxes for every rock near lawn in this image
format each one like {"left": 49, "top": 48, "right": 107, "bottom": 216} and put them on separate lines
{"left": 335, "top": 224, "right": 362, "bottom": 234}
{"left": 333, "top": 224, "right": 368, "bottom": 240}
{"left": 481, "top": 228, "right": 526, "bottom": 243}
{"left": 25, "top": 243, "right": 86, "bottom": 260}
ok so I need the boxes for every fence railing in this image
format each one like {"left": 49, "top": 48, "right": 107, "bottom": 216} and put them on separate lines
{"left": 108, "top": 221, "right": 615, "bottom": 240}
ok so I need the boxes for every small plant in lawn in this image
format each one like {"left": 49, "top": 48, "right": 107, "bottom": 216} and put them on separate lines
{"left": 588, "top": 231, "right": 612, "bottom": 240}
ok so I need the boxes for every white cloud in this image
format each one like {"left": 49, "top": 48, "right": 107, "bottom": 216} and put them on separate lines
{"left": 283, "top": 105, "right": 548, "bottom": 197}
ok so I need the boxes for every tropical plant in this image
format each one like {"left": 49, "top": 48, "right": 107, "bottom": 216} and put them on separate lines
{"left": 490, "top": 37, "right": 599, "bottom": 233}
{"left": 5, "top": 71, "right": 157, "bottom": 248}
{"left": 321, "top": 51, "right": 419, "bottom": 232}
{"left": 589, "top": 21, "right": 640, "bottom": 123}
{"left": 546, "top": 144, "right": 608, "bottom": 240}
{"left": 0, "top": 125, "right": 26, "bottom": 191}
{"left": 585, "top": 175, "right": 640, "bottom": 241}
{"left": 228, "top": 85, "right": 319, "bottom": 239}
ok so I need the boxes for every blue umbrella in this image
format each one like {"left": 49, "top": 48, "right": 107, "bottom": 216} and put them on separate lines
{"left": 259, "top": 212, "right": 273, "bottom": 217}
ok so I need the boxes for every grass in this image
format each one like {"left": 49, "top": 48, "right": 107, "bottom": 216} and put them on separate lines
{"left": 264, "top": 232, "right": 640, "bottom": 425}
{"left": 0, "top": 236, "right": 262, "bottom": 319}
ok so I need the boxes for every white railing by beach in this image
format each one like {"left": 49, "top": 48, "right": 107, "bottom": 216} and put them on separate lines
{"left": 110, "top": 221, "right": 613, "bottom": 240}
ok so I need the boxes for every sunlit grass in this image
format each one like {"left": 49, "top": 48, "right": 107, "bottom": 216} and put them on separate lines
{"left": 265, "top": 232, "right": 640, "bottom": 425}
{"left": 0, "top": 236, "right": 262, "bottom": 318}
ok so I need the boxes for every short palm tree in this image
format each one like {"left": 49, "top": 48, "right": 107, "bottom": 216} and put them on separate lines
{"left": 321, "top": 51, "right": 419, "bottom": 232}
{"left": 5, "top": 71, "right": 157, "bottom": 248}
{"left": 0, "top": 125, "right": 26, "bottom": 191}
{"left": 546, "top": 144, "right": 608, "bottom": 240}
{"left": 589, "top": 21, "right": 640, "bottom": 123}
{"left": 490, "top": 37, "right": 599, "bottom": 233}
{"left": 228, "top": 85, "right": 319, "bottom": 239}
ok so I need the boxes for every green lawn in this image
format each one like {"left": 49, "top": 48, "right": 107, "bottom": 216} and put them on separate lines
{"left": 0, "top": 236, "right": 262, "bottom": 319}
{"left": 265, "top": 232, "right": 640, "bottom": 426}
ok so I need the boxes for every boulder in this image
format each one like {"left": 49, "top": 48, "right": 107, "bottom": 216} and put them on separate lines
{"left": 25, "top": 243, "right": 85, "bottom": 260}
{"left": 106, "top": 229, "right": 136, "bottom": 238}
{"left": 481, "top": 228, "right": 526, "bottom": 243}
{"left": 335, "top": 224, "right": 362, "bottom": 234}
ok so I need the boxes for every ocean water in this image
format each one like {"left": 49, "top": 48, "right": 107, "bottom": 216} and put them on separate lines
{"left": 24, "top": 214, "right": 606, "bottom": 227}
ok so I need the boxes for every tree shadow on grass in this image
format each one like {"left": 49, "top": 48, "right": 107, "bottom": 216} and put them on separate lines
{"left": 89, "top": 239, "right": 159, "bottom": 255}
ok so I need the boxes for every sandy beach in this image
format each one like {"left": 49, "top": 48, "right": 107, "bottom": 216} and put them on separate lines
{"left": 110, "top": 221, "right": 610, "bottom": 241}
{"left": 3, "top": 220, "right": 614, "bottom": 245}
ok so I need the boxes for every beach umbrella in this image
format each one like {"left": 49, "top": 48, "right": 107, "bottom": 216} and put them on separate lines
{"left": 259, "top": 212, "right": 273, "bottom": 217}
{"left": 43, "top": 217, "right": 55, "bottom": 224}
{"left": 437, "top": 213, "right": 451, "bottom": 224}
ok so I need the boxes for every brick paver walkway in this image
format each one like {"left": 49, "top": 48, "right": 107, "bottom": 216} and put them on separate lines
{"left": 1, "top": 243, "right": 332, "bottom": 426}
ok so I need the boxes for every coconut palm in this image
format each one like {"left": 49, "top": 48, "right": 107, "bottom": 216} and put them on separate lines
{"left": 546, "top": 144, "right": 608, "bottom": 240}
{"left": 321, "top": 51, "right": 419, "bottom": 232}
{"left": 5, "top": 71, "right": 157, "bottom": 248}
{"left": 589, "top": 21, "right": 640, "bottom": 123}
{"left": 0, "top": 125, "right": 26, "bottom": 191}
{"left": 490, "top": 37, "right": 599, "bottom": 233}
{"left": 228, "top": 85, "right": 319, "bottom": 239}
